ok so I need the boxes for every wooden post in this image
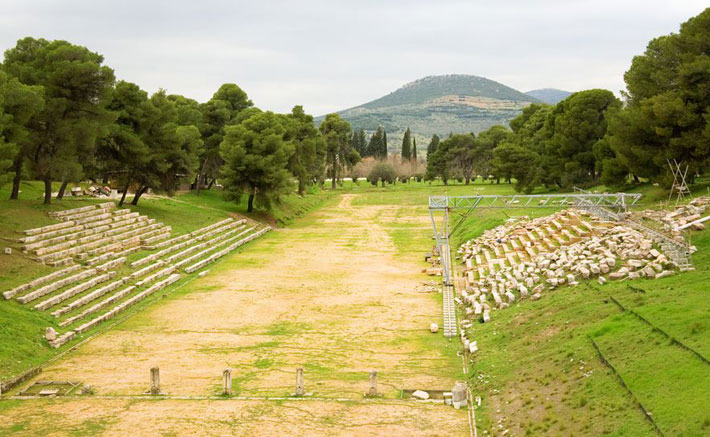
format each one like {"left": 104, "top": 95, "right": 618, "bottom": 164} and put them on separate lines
{"left": 295, "top": 368, "right": 305, "bottom": 396}
{"left": 150, "top": 367, "right": 160, "bottom": 395}
{"left": 367, "top": 370, "right": 378, "bottom": 397}
{"left": 222, "top": 369, "right": 232, "bottom": 395}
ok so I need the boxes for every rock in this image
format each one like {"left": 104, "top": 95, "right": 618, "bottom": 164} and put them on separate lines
{"left": 3, "top": 247, "right": 11, "bottom": 255}
{"left": 45, "top": 327, "right": 57, "bottom": 341}
{"left": 482, "top": 311, "right": 491, "bottom": 323}
{"left": 628, "top": 259, "right": 644, "bottom": 269}
{"left": 655, "top": 270, "right": 674, "bottom": 279}
{"left": 692, "top": 222, "right": 706, "bottom": 231}
{"left": 412, "top": 390, "right": 430, "bottom": 400}
{"left": 531, "top": 293, "right": 542, "bottom": 301}
{"left": 469, "top": 341, "right": 478, "bottom": 354}
{"left": 642, "top": 266, "right": 655, "bottom": 278}
{"left": 425, "top": 267, "right": 442, "bottom": 276}
{"left": 598, "top": 276, "right": 607, "bottom": 285}
{"left": 609, "top": 271, "right": 626, "bottom": 280}
{"left": 429, "top": 323, "right": 439, "bottom": 333}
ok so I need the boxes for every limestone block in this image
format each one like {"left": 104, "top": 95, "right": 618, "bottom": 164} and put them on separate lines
{"left": 430, "top": 323, "right": 439, "bottom": 333}
{"left": 45, "top": 327, "right": 57, "bottom": 341}
{"left": 412, "top": 390, "right": 429, "bottom": 400}
{"left": 655, "top": 270, "right": 674, "bottom": 279}
{"left": 598, "top": 276, "right": 607, "bottom": 285}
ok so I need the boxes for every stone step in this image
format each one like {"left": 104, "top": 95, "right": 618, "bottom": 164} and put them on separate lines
{"left": 2, "top": 264, "right": 81, "bottom": 300}
{"left": 17, "top": 269, "right": 97, "bottom": 304}
{"left": 35, "top": 272, "right": 116, "bottom": 311}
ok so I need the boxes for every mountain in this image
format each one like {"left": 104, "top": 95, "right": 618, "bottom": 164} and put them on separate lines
{"left": 317, "top": 74, "right": 540, "bottom": 152}
{"left": 524, "top": 88, "right": 572, "bottom": 105}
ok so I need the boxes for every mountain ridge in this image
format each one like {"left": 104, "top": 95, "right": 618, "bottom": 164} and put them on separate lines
{"left": 317, "top": 74, "right": 545, "bottom": 151}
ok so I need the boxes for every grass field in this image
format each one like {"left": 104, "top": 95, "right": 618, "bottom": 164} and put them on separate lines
{"left": 0, "top": 178, "right": 708, "bottom": 436}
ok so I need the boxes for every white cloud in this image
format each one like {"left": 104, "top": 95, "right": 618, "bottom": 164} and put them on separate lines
{"left": 0, "top": 0, "right": 706, "bottom": 115}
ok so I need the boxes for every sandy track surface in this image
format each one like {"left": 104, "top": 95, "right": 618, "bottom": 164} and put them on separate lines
{"left": 2, "top": 194, "right": 468, "bottom": 436}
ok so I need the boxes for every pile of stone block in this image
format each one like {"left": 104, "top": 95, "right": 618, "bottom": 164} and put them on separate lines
{"left": 457, "top": 209, "right": 677, "bottom": 325}
{"left": 636, "top": 197, "right": 710, "bottom": 233}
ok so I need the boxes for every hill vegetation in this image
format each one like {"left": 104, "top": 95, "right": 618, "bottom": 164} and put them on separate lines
{"left": 317, "top": 74, "right": 540, "bottom": 149}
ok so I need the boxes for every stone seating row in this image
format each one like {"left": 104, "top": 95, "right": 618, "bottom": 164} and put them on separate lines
{"left": 72, "top": 274, "right": 182, "bottom": 337}
{"left": 173, "top": 227, "right": 256, "bottom": 270}
{"left": 131, "top": 219, "right": 245, "bottom": 268}
{"left": 48, "top": 202, "right": 114, "bottom": 219}
{"left": 184, "top": 228, "right": 271, "bottom": 273}
{"left": 43, "top": 222, "right": 254, "bottom": 328}
{"left": 2, "top": 264, "right": 81, "bottom": 300}
{"left": 35, "top": 271, "right": 117, "bottom": 311}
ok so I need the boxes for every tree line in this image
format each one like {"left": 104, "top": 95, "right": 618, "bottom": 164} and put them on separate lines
{"left": 425, "top": 8, "right": 710, "bottom": 193}
{"left": 0, "top": 37, "right": 365, "bottom": 211}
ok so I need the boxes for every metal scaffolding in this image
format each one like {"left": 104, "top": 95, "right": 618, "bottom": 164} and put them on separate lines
{"left": 428, "top": 192, "right": 643, "bottom": 285}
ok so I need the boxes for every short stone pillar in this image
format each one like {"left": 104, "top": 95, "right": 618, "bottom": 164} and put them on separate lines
{"left": 150, "top": 367, "right": 161, "bottom": 395}
{"left": 451, "top": 381, "right": 467, "bottom": 409}
{"left": 295, "top": 368, "right": 305, "bottom": 396}
{"left": 222, "top": 369, "right": 232, "bottom": 395}
{"left": 366, "top": 370, "right": 377, "bottom": 397}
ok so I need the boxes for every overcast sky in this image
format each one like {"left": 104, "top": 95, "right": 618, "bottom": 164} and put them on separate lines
{"left": 0, "top": 1, "right": 706, "bottom": 115}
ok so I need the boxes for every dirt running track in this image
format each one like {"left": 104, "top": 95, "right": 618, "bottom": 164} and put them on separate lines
{"left": 1, "top": 194, "right": 469, "bottom": 436}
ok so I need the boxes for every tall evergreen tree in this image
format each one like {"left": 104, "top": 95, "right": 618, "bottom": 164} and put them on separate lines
{"left": 319, "top": 113, "right": 356, "bottom": 189}
{"left": 401, "top": 128, "right": 411, "bottom": 161}
{"left": 358, "top": 129, "right": 367, "bottom": 156}
{"left": 426, "top": 134, "right": 440, "bottom": 157}
{"left": 3, "top": 37, "right": 116, "bottom": 203}
{"left": 220, "top": 110, "right": 294, "bottom": 212}
{"left": 607, "top": 8, "right": 710, "bottom": 184}
{"left": 367, "top": 126, "right": 383, "bottom": 157}
{"left": 197, "top": 84, "right": 252, "bottom": 195}
{"left": 0, "top": 71, "right": 44, "bottom": 192}
{"left": 412, "top": 137, "right": 417, "bottom": 161}
{"left": 286, "top": 105, "right": 326, "bottom": 195}
{"left": 382, "top": 130, "right": 388, "bottom": 158}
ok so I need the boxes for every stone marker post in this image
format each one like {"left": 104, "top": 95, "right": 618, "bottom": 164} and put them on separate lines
{"left": 367, "top": 370, "right": 378, "bottom": 397}
{"left": 451, "top": 381, "right": 467, "bottom": 409}
{"left": 295, "top": 368, "right": 305, "bottom": 396}
{"left": 222, "top": 369, "right": 232, "bottom": 395}
{"left": 150, "top": 367, "right": 160, "bottom": 395}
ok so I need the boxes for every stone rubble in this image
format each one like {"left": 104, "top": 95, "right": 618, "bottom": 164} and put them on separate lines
{"left": 457, "top": 209, "right": 680, "bottom": 326}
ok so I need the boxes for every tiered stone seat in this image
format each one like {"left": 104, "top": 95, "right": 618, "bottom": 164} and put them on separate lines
{"left": 185, "top": 226, "right": 271, "bottom": 273}
{"left": 2, "top": 265, "right": 81, "bottom": 300}
{"left": 8, "top": 211, "right": 270, "bottom": 349}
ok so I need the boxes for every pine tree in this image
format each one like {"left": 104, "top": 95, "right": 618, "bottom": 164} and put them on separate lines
{"left": 358, "top": 129, "right": 367, "bottom": 156}
{"left": 412, "top": 137, "right": 417, "bottom": 161}
{"left": 401, "top": 128, "right": 411, "bottom": 161}
{"left": 367, "top": 127, "right": 383, "bottom": 157}
{"left": 382, "top": 130, "right": 388, "bottom": 158}
{"left": 427, "top": 134, "right": 440, "bottom": 157}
